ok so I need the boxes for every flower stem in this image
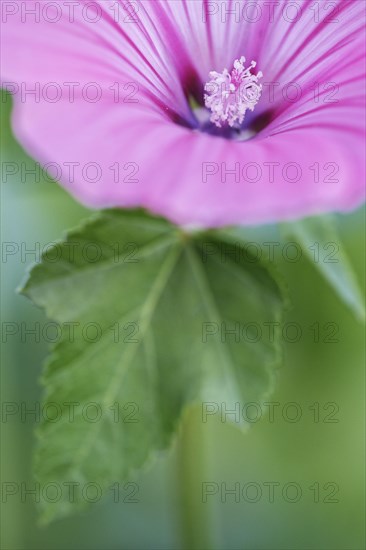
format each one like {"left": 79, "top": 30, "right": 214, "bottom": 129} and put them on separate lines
{"left": 177, "top": 406, "right": 213, "bottom": 550}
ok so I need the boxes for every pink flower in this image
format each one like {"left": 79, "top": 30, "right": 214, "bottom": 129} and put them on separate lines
{"left": 1, "top": 0, "right": 365, "bottom": 227}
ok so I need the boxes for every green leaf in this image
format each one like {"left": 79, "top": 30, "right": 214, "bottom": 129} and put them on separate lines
{"left": 282, "top": 216, "right": 365, "bottom": 321}
{"left": 21, "top": 209, "right": 286, "bottom": 522}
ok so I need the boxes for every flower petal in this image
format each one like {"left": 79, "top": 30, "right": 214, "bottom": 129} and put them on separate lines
{"left": 1, "top": 0, "right": 365, "bottom": 227}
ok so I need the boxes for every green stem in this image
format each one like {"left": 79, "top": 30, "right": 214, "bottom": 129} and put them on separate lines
{"left": 177, "top": 406, "right": 213, "bottom": 550}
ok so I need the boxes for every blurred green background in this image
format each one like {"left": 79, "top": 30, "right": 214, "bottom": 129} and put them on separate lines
{"left": 1, "top": 91, "right": 365, "bottom": 550}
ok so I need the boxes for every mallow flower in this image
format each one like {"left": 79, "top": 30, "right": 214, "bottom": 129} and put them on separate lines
{"left": 1, "top": 0, "right": 365, "bottom": 227}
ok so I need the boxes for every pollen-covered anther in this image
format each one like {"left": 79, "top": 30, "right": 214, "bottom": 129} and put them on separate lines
{"left": 204, "top": 56, "right": 263, "bottom": 128}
